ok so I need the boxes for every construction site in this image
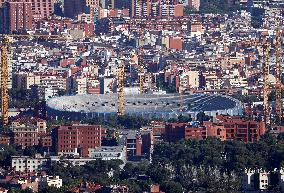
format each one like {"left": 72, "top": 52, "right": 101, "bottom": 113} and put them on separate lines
{"left": 0, "top": 24, "right": 283, "bottom": 130}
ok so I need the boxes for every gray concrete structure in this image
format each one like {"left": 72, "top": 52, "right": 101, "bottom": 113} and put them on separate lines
{"left": 46, "top": 93, "right": 242, "bottom": 120}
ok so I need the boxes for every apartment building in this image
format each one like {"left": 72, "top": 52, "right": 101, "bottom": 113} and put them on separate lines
{"left": 0, "top": 1, "right": 33, "bottom": 33}
{"left": 204, "top": 115, "right": 266, "bottom": 143}
{"left": 53, "top": 124, "right": 103, "bottom": 157}
{"left": 130, "top": 0, "right": 183, "bottom": 17}
{"left": 88, "top": 146, "right": 127, "bottom": 164}
{"left": 185, "top": 126, "right": 207, "bottom": 140}
{"left": 31, "top": 0, "right": 55, "bottom": 20}
{"left": 11, "top": 118, "right": 47, "bottom": 148}
{"left": 165, "top": 122, "right": 190, "bottom": 142}
{"left": 39, "top": 176, "right": 63, "bottom": 188}
{"left": 188, "top": 0, "right": 200, "bottom": 10}
{"left": 12, "top": 73, "right": 40, "bottom": 90}
{"left": 40, "top": 74, "right": 67, "bottom": 91}
{"left": 126, "top": 132, "right": 142, "bottom": 157}
{"left": 12, "top": 124, "right": 39, "bottom": 148}
{"left": 163, "top": 115, "right": 265, "bottom": 143}
{"left": 11, "top": 155, "right": 49, "bottom": 172}
{"left": 179, "top": 71, "right": 200, "bottom": 92}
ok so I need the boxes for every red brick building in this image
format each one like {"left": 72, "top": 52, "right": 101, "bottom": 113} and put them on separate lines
{"left": 174, "top": 4, "right": 184, "bottom": 17}
{"left": 185, "top": 126, "right": 207, "bottom": 140}
{"left": 11, "top": 118, "right": 50, "bottom": 149}
{"left": 54, "top": 124, "right": 103, "bottom": 157}
{"left": 40, "top": 134, "right": 52, "bottom": 148}
{"left": 205, "top": 115, "right": 265, "bottom": 143}
{"left": 30, "top": 0, "right": 54, "bottom": 20}
{"left": 0, "top": 134, "right": 11, "bottom": 145}
{"left": 164, "top": 116, "right": 265, "bottom": 143}
{"left": 150, "top": 121, "right": 165, "bottom": 143}
{"left": 108, "top": 8, "right": 129, "bottom": 17}
{"left": 12, "top": 124, "right": 39, "bottom": 148}
{"left": 0, "top": 1, "right": 33, "bottom": 34}
{"left": 165, "top": 122, "right": 190, "bottom": 142}
{"left": 169, "top": 37, "right": 183, "bottom": 51}
{"left": 0, "top": 0, "right": 54, "bottom": 21}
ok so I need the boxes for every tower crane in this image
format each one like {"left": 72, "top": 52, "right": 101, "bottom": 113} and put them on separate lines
{"left": 138, "top": 48, "right": 145, "bottom": 95}
{"left": 275, "top": 29, "right": 283, "bottom": 124}
{"left": 1, "top": 36, "right": 9, "bottom": 126}
{"left": 263, "top": 40, "right": 271, "bottom": 126}
{"left": 249, "top": 37, "right": 271, "bottom": 127}
{"left": 117, "top": 60, "right": 125, "bottom": 116}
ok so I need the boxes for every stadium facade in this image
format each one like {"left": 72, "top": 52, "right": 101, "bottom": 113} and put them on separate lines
{"left": 46, "top": 93, "right": 242, "bottom": 120}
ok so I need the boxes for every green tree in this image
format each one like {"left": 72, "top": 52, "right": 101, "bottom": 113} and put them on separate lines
{"left": 147, "top": 165, "right": 170, "bottom": 184}
{"left": 160, "top": 181, "right": 183, "bottom": 193}
{"left": 184, "top": 6, "right": 198, "bottom": 15}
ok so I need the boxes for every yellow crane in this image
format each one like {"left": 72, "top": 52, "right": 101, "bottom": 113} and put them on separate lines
{"left": 249, "top": 36, "right": 272, "bottom": 128}
{"left": 1, "top": 36, "right": 9, "bottom": 126}
{"left": 138, "top": 50, "right": 145, "bottom": 95}
{"left": 117, "top": 61, "right": 125, "bottom": 116}
{"left": 263, "top": 40, "right": 271, "bottom": 126}
{"left": 275, "top": 29, "right": 283, "bottom": 124}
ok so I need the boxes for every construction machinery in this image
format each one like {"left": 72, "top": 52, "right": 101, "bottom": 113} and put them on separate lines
{"left": 117, "top": 60, "right": 125, "bottom": 116}
{"left": 275, "top": 29, "right": 283, "bottom": 124}
{"left": 138, "top": 48, "right": 145, "bottom": 95}
{"left": 263, "top": 40, "right": 271, "bottom": 126}
{"left": 1, "top": 36, "right": 9, "bottom": 126}
{"left": 255, "top": 32, "right": 283, "bottom": 127}
{"left": 116, "top": 47, "right": 145, "bottom": 115}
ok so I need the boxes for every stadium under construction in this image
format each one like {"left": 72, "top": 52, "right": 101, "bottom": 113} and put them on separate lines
{"left": 46, "top": 93, "right": 242, "bottom": 120}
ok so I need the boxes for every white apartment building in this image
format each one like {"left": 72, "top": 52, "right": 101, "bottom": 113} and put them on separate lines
{"left": 179, "top": 71, "right": 200, "bottom": 92}
{"left": 40, "top": 75, "right": 67, "bottom": 90}
{"left": 243, "top": 169, "right": 278, "bottom": 192}
{"left": 39, "top": 176, "right": 63, "bottom": 188}
{"left": 12, "top": 155, "right": 49, "bottom": 172}
{"left": 74, "top": 77, "right": 88, "bottom": 94}
{"left": 88, "top": 146, "right": 127, "bottom": 164}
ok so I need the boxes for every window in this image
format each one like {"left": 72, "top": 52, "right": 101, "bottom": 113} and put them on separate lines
{"left": 217, "top": 128, "right": 221, "bottom": 135}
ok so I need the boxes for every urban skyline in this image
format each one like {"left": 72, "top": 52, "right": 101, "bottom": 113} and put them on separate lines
{"left": 0, "top": 0, "right": 284, "bottom": 192}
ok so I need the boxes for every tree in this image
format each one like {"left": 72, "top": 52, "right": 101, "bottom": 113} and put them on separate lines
{"left": 184, "top": 6, "right": 198, "bottom": 15}
{"left": 160, "top": 181, "right": 183, "bottom": 193}
{"left": 199, "top": 0, "right": 243, "bottom": 14}
{"left": 117, "top": 115, "right": 149, "bottom": 129}
{"left": 177, "top": 114, "right": 192, "bottom": 122}
{"left": 196, "top": 112, "right": 210, "bottom": 124}
{"left": 0, "top": 144, "right": 19, "bottom": 167}
{"left": 147, "top": 165, "right": 170, "bottom": 184}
